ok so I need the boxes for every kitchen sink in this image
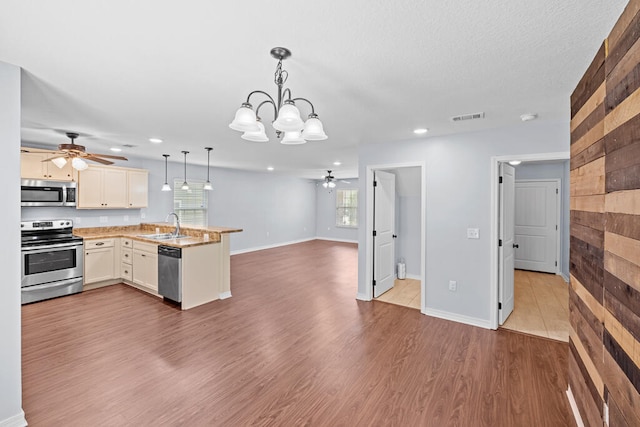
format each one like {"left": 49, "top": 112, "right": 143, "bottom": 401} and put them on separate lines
{"left": 137, "top": 233, "right": 188, "bottom": 240}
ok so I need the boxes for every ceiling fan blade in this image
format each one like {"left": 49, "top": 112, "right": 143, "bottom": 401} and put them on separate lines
{"left": 340, "top": 180, "right": 351, "bottom": 184}
{"left": 83, "top": 153, "right": 128, "bottom": 161}
{"left": 40, "top": 154, "right": 68, "bottom": 162}
{"left": 83, "top": 155, "right": 114, "bottom": 165}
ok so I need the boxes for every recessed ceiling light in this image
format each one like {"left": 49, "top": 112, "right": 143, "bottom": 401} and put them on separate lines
{"left": 520, "top": 113, "right": 537, "bottom": 122}
{"left": 413, "top": 128, "right": 429, "bottom": 134}
{"left": 110, "top": 147, "right": 122, "bottom": 152}
{"left": 333, "top": 161, "right": 341, "bottom": 166}
{"left": 149, "top": 138, "right": 163, "bottom": 143}
{"left": 267, "top": 166, "right": 274, "bottom": 171}
{"left": 509, "top": 160, "right": 522, "bottom": 165}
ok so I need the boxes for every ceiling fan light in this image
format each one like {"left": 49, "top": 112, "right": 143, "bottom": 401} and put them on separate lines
{"left": 71, "top": 157, "right": 88, "bottom": 171}
{"left": 229, "top": 103, "right": 260, "bottom": 132}
{"left": 322, "top": 181, "right": 328, "bottom": 188}
{"left": 328, "top": 181, "right": 336, "bottom": 188}
{"left": 51, "top": 157, "right": 67, "bottom": 168}
{"left": 161, "top": 183, "right": 172, "bottom": 192}
{"left": 241, "top": 120, "right": 269, "bottom": 142}
{"left": 273, "top": 102, "right": 304, "bottom": 132}
{"left": 302, "top": 116, "right": 327, "bottom": 140}
{"left": 280, "top": 130, "right": 306, "bottom": 145}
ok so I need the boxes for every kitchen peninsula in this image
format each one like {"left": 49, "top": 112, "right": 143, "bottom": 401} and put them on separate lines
{"left": 74, "top": 223, "right": 242, "bottom": 310}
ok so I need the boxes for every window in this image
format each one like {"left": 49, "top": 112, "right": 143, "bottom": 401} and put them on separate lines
{"left": 336, "top": 188, "right": 358, "bottom": 227}
{"left": 172, "top": 179, "right": 208, "bottom": 227}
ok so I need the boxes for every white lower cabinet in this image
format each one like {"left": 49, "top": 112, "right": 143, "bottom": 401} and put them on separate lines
{"left": 84, "top": 239, "right": 116, "bottom": 284}
{"left": 132, "top": 241, "right": 158, "bottom": 291}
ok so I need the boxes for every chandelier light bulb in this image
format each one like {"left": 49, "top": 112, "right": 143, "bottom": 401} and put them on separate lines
{"left": 229, "top": 103, "right": 259, "bottom": 132}
{"left": 280, "top": 130, "right": 306, "bottom": 145}
{"left": 302, "top": 115, "right": 327, "bottom": 140}
{"left": 51, "top": 157, "right": 68, "bottom": 169}
{"left": 273, "top": 101, "right": 304, "bottom": 132}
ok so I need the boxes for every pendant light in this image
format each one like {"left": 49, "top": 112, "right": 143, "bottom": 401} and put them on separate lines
{"left": 204, "top": 147, "right": 213, "bottom": 191}
{"left": 181, "top": 151, "right": 189, "bottom": 190}
{"left": 161, "top": 154, "right": 171, "bottom": 191}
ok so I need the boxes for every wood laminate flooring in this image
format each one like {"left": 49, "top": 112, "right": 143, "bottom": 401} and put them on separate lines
{"left": 22, "top": 240, "right": 575, "bottom": 426}
{"left": 501, "top": 270, "right": 570, "bottom": 342}
{"left": 375, "top": 278, "right": 421, "bottom": 309}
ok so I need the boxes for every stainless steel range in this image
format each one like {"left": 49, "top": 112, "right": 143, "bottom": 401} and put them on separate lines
{"left": 21, "top": 219, "right": 84, "bottom": 304}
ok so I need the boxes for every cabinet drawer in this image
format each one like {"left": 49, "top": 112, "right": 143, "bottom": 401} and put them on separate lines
{"left": 121, "top": 262, "right": 132, "bottom": 281}
{"left": 121, "top": 238, "right": 133, "bottom": 248}
{"left": 122, "top": 248, "right": 132, "bottom": 264}
{"left": 133, "top": 240, "right": 157, "bottom": 254}
{"left": 85, "top": 239, "right": 115, "bottom": 249}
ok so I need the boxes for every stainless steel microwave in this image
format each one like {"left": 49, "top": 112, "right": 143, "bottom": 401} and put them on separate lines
{"left": 21, "top": 179, "right": 77, "bottom": 207}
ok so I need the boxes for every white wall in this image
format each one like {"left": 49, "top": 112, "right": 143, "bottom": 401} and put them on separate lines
{"left": 358, "top": 120, "right": 569, "bottom": 326}
{"left": 21, "top": 157, "right": 317, "bottom": 253}
{"left": 514, "top": 160, "right": 570, "bottom": 279}
{"left": 315, "top": 179, "right": 359, "bottom": 243}
{"left": 0, "top": 62, "right": 26, "bottom": 426}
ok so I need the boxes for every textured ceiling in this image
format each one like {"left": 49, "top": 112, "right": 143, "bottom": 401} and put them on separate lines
{"left": 0, "top": 0, "right": 627, "bottom": 179}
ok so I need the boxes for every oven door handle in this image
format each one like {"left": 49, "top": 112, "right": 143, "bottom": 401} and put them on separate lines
{"left": 21, "top": 242, "right": 83, "bottom": 252}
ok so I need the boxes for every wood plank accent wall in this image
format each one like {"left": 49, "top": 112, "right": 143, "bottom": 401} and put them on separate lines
{"left": 570, "top": 1, "right": 640, "bottom": 425}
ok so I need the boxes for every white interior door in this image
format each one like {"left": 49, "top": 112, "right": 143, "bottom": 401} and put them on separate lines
{"left": 499, "top": 163, "right": 515, "bottom": 325}
{"left": 373, "top": 170, "right": 396, "bottom": 298}
{"left": 514, "top": 180, "right": 558, "bottom": 273}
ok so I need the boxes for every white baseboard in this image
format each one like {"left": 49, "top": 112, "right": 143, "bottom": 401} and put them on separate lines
{"left": 0, "top": 410, "right": 27, "bottom": 427}
{"left": 230, "top": 238, "right": 315, "bottom": 255}
{"left": 219, "top": 291, "right": 232, "bottom": 300}
{"left": 566, "top": 386, "right": 585, "bottom": 427}
{"left": 560, "top": 272, "right": 570, "bottom": 283}
{"left": 315, "top": 237, "right": 358, "bottom": 244}
{"left": 356, "top": 292, "right": 370, "bottom": 301}
{"left": 423, "top": 307, "right": 492, "bottom": 329}
{"left": 397, "top": 274, "right": 421, "bottom": 281}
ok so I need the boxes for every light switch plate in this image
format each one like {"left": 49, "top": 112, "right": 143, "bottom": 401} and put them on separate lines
{"left": 467, "top": 228, "right": 480, "bottom": 239}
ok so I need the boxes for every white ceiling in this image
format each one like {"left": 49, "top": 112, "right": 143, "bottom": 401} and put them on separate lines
{"left": 0, "top": 1, "right": 626, "bottom": 180}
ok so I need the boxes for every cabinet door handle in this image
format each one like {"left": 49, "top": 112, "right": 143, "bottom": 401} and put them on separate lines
{"left": 141, "top": 254, "right": 146, "bottom": 257}
{"left": 125, "top": 253, "right": 129, "bottom": 258}
{"left": 95, "top": 242, "right": 105, "bottom": 246}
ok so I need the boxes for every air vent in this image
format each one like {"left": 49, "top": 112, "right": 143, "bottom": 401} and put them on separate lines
{"left": 122, "top": 144, "right": 137, "bottom": 148}
{"left": 451, "top": 112, "right": 485, "bottom": 122}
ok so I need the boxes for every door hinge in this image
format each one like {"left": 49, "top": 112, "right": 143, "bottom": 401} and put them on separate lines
{"left": 499, "top": 239, "right": 502, "bottom": 247}
{"left": 556, "top": 188, "right": 558, "bottom": 194}
{"left": 373, "top": 230, "right": 377, "bottom": 237}
{"left": 498, "top": 302, "right": 502, "bottom": 310}
{"left": 556, "top": 225, "right": 558, "bottom": 230}
{"left": 555, "top": 261, "right": 558, "bottom": 267}
{"left": 499, "top": 176, "right": 503, "bottom": 184}
{"left": 372, "top": 280, "right": 376, "bottom": 287}
{"left": 373, "top": 180, "right": 377, "bottom": 187}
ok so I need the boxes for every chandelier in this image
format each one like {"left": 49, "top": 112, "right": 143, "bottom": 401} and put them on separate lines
{"left": 229, "top": 47, "right": 327, "bottom": 144}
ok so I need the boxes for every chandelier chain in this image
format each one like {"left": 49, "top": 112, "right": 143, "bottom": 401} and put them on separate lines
{"left": 274, "top": 60, "right": 288, "bottom": 86}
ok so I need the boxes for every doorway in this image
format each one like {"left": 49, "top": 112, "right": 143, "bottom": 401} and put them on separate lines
{"left": 365, "top": 163, "right": 425, "bottom": 311}
{"left": 490, "top": 152, "right": 569, "bottom": 330}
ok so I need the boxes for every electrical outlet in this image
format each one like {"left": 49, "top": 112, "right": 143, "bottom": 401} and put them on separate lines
{"left": 467, "top": 228, "right": 480, "bottom": 239}
{"left": 99, "top": 216, "right": 108, "bottom": 223}
{"left": 140, "top": 212, "right": 146, "bottom": 219}
{"left": 449, "top": 280, "right": 457, "bottom": 292}
{"left": 123, "top": 215, "right": 129, "bottom": 222}
{"left": 74, "top": 217, "right": 82, "bottom": 224}
{"left": 266, "top": 231, "right": 269, "bottom": 237}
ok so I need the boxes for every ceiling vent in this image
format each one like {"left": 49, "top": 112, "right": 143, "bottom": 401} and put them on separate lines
{"left": 451, "top": 112, "right": 485, "bottom": 122}
{"left": 122, "top": 144, "right": 137, "bottom": 148}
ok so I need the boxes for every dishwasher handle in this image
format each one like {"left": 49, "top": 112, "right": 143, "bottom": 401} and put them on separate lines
{"left": 158, "top": 245, "right": 182, "bottom": 258}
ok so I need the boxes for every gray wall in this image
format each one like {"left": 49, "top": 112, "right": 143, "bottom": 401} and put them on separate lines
{"left": 392, "top": 167, "right": 422, "bottom": 279}
{"left": 514, "top": 161, "right": 570, "bottom": 279}
{"left": 315, "top": 179, "right": 359, "bottom": 242}
{"left": 358, "top": 120, "right": 569, "bottom": 326}
{"left": 21, "top": 157, "right": 317, "bottom": 253}
{"left": 1, "top": 61, "right": 25, "bottom": 425}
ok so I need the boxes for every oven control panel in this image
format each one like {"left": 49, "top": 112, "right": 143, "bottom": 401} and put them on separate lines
{"left": 21, "top": 219, "right": 73, "bottom": 231}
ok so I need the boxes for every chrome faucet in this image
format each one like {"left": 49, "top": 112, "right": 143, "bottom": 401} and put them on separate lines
{"left": 165, "top": 212, "right": 180, "bottom": 237}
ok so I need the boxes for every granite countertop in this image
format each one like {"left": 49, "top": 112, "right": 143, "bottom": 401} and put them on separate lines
{"left": 74, "top": 223, "right": 242, "bottom": 248}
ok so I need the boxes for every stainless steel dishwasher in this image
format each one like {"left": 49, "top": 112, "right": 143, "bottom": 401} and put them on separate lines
{"left": 158, "top": 245, "right": 182, "bottom": 303}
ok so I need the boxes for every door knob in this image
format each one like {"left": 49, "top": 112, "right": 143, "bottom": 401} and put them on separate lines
{"left": 513, "top": 244, "right": 519, "bottom": 248}
{"left": 392, "top": 234, "right": 397, "bottom": 239}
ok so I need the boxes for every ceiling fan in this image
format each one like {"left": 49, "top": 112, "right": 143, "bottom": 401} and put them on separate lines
{"left": 321, "top": 170, "right": 350, "bottom": 188}
{"left": 43, "top": 132, "right": 128, "bottom": 170}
